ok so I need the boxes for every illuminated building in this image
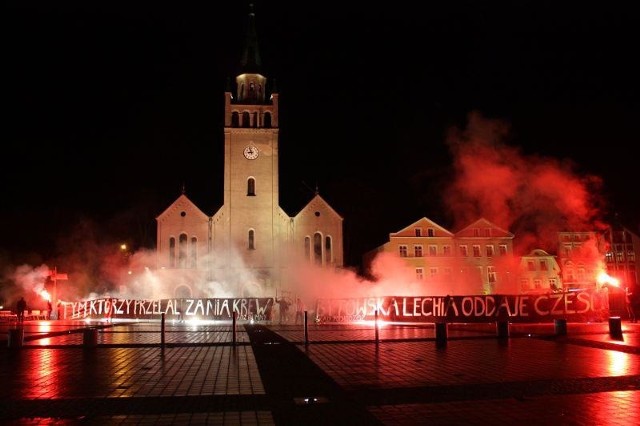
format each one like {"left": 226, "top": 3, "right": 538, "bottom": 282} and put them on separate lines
{"left": 155, "top": 6, "right": 343, "bottom": 297}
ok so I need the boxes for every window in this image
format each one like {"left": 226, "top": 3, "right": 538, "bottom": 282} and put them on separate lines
{"left": 484, "top": 228, "right": 491, "bottom": 237}
{"left": 473, "top": 245, "right": 481, "bottom": 257}
{"left": 460, "top": 245, "right": 468, "bottom": 257}
{"left": 314, "top": 232, "right": 322, "bottom": 265}
{"left": 190, "top": 237, "right": 197, "bottom": 268}
{"left": 428, "top": 245, "right": 437, "bottom": 256}
{"left": 499, "top": 245, "right": 508, "bottom": 256}
{"left": 325, "top": 236, "right": 332, "bottom": 264}
{"left": 247, "top": 178, "right": 256, "bottom": 196}
{"left": 534, "top": 279, "right": 542, "bottom": 289}
{"left": 473, "top": 228, "right": 480, "bottom": 237}
{"left": 248, "top": 229, "right": 255, "bottom": 250}
{"left": 486, "top": 245, "right": 494, "bottom": 257}
{"left": 414, "top": 245, "right": 423, "bottom": 257}
{"left": 179, "top": 233, "right": 188, "bottom": 268}
{"left": 231, "top": 111, "right": 240, "bottom": 127}
{"left": 416, "top": 268, "right": 424, "bottom": 280}
{"left": 443, "top": 245, "right": 452, "bottom": 256}
{"left": 415, "top": 228, "right": 422, "bottom": 237}
{"left": 242, "top": 111, "right": 251, "bottom": 128}
{"left": 520, "top": 279, "right": 530, "bottom": 291}
{"left": 305, "top": 237, "right": 311, "bottom": 261}
{"left": 527, "top": 260, "right": 535, "bottom": 271}
{"left": 399, "top": 245, "right": 408, "bottom": 257}
{"left": 488, "top": 266, "right": 496, "bottom": 283}
{"left": 169, "top": 237, "right": 176, "bottom": 268}
{"left": 427, "top": 228, "right": 435, "bottom": 237}
{"left": 430, "top": 267, "right": 437, "bottom": 278}
{"left": 540, "top": 260, "right": 548, "bottom": 271}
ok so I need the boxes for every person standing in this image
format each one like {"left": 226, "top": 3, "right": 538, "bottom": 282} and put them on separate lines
{"left": 625, "top": 287, "right": 637, "bottom": 323}
{"left": 275, "top": 296, "right": 290, "bottom": 324}
{"left": 16, "top": 297, "right": 27, "bottom": 322}
{"left": 294, "top": 298, "right": 305, "bottom": 325}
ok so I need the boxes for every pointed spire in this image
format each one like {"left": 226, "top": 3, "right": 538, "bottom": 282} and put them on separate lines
{"left": 240, "top": 3, "right": 262, "bottom": 74}
{"left": 181, "top": 182, "right": 186, "bottom": 195}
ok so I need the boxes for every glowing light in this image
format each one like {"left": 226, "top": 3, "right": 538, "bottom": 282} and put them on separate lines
{"left": 596, "top": 271, "right": 620, "bottom": 287}
{"left": 40, "top": 289, "right": 51, "bottom": 301}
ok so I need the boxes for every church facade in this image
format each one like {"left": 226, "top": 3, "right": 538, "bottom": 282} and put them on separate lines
{"left": 154, "top": 7, "right": 343, "bottom": 298}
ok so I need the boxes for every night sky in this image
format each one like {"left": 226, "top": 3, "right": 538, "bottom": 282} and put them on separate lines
{"left": 3, "top": 1, "right": 638, "bottom": 269}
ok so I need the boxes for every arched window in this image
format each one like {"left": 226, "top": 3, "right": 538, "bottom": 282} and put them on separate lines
{"left": 248, "top": 229, "right": 255, "bottom": 250}
{"left": 314, "top": 232, "right": 322, "bottom": 265}
{"left": 179, "top": 233, "right": 188, "bottom": 268}
{"left": 242, "top": 111, "right": 251, "bottom": 128}
{"left": 190, "top": 237, "right": 197, "bottom": 268}
{"left": 263, "top": 112, "right": 272, "bottom": 128}
{"left": 325, "top": 236, "right": 332, "bottom": 265}
{"left": 252, "top": 111, "right": 259, "bottom": 128}
{"left": 305, "top": 236, "right": 311, "bottom": 261}
{"left": 231, "top": 111, "right": 240, "bottom": 127}
{"left": 169, "top": 237, "right": 176, "bottom": 268}
{"left": 247, "top": 177, "right": 256, "bottom": 196}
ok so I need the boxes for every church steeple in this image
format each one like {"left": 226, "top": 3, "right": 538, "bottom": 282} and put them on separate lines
{"left": 240, "top": 3, "right": 262, "bottom": 74}
{"left": 234, "top": 4, "right": 267, "bottom": 105}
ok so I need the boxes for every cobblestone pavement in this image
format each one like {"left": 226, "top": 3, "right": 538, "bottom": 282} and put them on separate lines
{"left": 0, "top": 319, "right": 638, "bottom": 425}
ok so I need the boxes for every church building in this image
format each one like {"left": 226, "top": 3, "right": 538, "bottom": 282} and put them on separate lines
{"left": 154, "top": 6, "right": 343, "bottom": 298}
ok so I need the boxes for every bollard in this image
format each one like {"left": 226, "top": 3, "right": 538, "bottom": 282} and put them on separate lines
{"left": 496, "top": 320, "right": 509, "bottom": 338}
{"left": 161, "top": 313, "right": 165, "bottom": 348}
{"left": 609, "top": 316, "right": 623, "bottom": 339}
{"left": 232, "top": 312, "right": 237, "bottom": 345}
{"left": 554, "top": 318, "right": 567, "bottom": 336}
{"left": 8, "top": 328, "right": 24, "bottom": 348}
{"left": 304, "top": 311, "right": 309, "bottom": 345}
{"left": 374, "top": 309, "right": 379, "bottom": 344}
{"left": 435, "top": 322, "right": 447, "bottom": 348}
{"left": 83, "top": 328, "right": 98, "bottom": 347}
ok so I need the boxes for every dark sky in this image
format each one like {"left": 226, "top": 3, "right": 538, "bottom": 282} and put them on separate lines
{"left": 3, "top": 1, "right": 639, "bottom": 268}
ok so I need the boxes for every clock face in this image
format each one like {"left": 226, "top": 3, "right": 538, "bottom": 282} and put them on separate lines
{"left": 243, "top": 146, "right": 259, "bottom": 160}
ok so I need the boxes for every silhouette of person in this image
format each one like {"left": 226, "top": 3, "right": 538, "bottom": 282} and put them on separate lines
{"left": 275, "top": 296, "right": 290, "bottom": 324}
{"left": 16, "top": 297, "right": 27, "bottom": 322}
{"left": 294, "top": 298, "right": 305, "bottom": 325}
{"left": 625, "top": 287, "right": 637, "bottom": 323}
{"left": 47, "top": 300, "right": 53, "bottom": 320}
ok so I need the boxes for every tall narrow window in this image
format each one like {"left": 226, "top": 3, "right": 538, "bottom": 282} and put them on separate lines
{"left": 247, "top": 178, "right": 256, "bottom": 196}
{"left": 169, "top": 237, "right": 176, "bottom": 268}
{"left": 264, "top": 112, "right": 272, "bottom": 128}
{"left": 414, "top": 245, "right": 423, "bottom": 257}
{"left": 399, "top": 245, "right": 408, "bottom": 257}
{"left": 416, "top": 268, "right": 424, "bottom": 280}
{"left": 314, "top": 232, "right": 322, "bottom": 265}
{"left": 427, "top": 228, "right": 435, "bottom": 237}
{"left": 179, "top": 233, "right": 188, "bottom": 268}
{"left": 242, "top": 111, "right": 250, "bottom": 128}
{"left": 415, "top": 228, "right": 422, "bottom": 237}
{"left": 305, "top": 236, "right": 311, "bottom": 261}
{"left": 248, "top": 229, "right": 255, "bottom": 250}
{"left": 190, "top": 237, "right": 197, "bottom": 268}
{"left": 472, "top": 245, "right": 481, "bottom": 257}
{"left": 231, "top": 112, "right": 240, "bottom": 127}
{"left": 325, "top": 236, "right": 332, "bottom": 264}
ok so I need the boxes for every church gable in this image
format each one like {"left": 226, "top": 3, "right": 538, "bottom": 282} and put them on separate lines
{"left": 156, "top": 194, "right": 209, "bottom": 223}
{"left": 294, "top": 194, "right": 343, "bottom": 222}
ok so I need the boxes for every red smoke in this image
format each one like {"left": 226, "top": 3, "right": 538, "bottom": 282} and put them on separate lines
{"left": 444, "top": 111, "right": 607, "bottom": 255}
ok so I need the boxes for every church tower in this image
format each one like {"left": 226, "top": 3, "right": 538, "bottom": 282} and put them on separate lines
{"left": 156, "top": 5, "right": 343, "bottom": 298}
{"left": 211, "top": 4, "right": 283, "bottom": 289}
